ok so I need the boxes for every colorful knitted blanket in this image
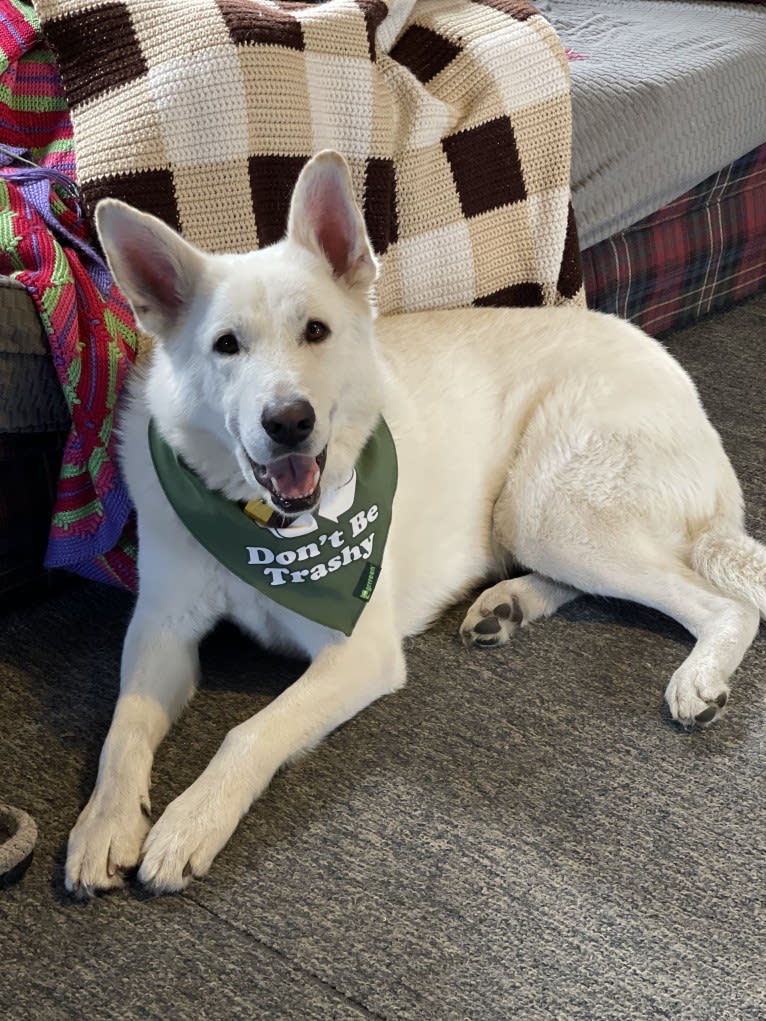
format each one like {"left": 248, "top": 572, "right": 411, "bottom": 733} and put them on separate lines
{"left": 2, "top": 0, "right": 583, "bottom": 591}
{"left": 0, "top": 0, "right": 139, "bottom": 588}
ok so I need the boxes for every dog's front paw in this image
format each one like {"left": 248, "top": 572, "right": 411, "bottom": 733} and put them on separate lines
{"left": 65, "top": 792, "right": 152, "bottom": 899}
{"left": 665, "top": 664, "right": 729, "bottom": 728}
{"left": 138, "top": 782, "right": 241, "bottom": 894}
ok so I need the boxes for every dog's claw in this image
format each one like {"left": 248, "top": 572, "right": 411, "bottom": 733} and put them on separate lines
{"left": 106, "top": 850, "right": 117, "bottom": 878}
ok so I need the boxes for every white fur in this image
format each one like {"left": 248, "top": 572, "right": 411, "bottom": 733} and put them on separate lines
{"left": 65, "top": 151, "right": 765, "bottom": 897}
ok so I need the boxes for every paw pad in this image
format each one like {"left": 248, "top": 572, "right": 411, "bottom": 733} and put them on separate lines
{"left": 493, "top": 598, "right": 522, "bottom": 623}
{"left": 473, "top": 616, "right": 502, "bottom": 635}
{"left": 693, "top": 692, "right": 728, "bottom": 726}
{"left": 694, "top": 705, "right": 718, "bottom": 725}
{"left": 461, "top": 595, "right": 524, "bottom": 650}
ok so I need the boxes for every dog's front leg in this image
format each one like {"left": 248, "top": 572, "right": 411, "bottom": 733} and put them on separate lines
{"left": 138, "top": 599, "right": 406, "bottom": 894}
{"left": 65, "top": 607, "right": 202, "bottom": 898}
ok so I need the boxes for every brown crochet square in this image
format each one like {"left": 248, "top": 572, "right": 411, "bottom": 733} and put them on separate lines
{"left": 45, "top": 2, "right": 147, "bottom": 108}
{"left": 443, "top": 118, "right": 527, "bottom": 219}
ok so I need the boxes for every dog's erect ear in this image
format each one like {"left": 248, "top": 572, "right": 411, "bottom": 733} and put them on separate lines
{"left": 95, "top": 199, "right": 205, "bottom": 338}
{"left": 287, "top": 150, "right": 377, "bottom": 291}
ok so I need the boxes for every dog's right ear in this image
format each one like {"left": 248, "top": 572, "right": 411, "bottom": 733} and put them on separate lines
{"left": 96, "top": 200, "right": 204, "bottom": 339}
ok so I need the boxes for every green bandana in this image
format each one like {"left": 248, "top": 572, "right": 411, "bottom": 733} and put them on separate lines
{"left": 148, "top": 418, "right": 398, "bottom": 636}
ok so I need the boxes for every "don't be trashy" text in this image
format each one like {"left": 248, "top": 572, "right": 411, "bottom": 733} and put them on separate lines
{"left": 244, "top": 505, "right": 379, "bottom": 587}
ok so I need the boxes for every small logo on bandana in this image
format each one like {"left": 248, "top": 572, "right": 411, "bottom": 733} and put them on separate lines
{"left": 354, "top": 563, "right": 381, "bottom": 602}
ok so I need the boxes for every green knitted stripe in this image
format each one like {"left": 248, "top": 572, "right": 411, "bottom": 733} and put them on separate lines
{"left": 51, "top": 499, "right": 103, "bottom": 529}
{"left": 8, "top": 0, "right": 41, "bottom": 30}
{"left": 0, "top": 81, "right": 70, "bottom": 113}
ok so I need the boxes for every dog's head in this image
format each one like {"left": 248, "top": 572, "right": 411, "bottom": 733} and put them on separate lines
{"left": 97, "top": 150, "right": 383, "bottom": 516}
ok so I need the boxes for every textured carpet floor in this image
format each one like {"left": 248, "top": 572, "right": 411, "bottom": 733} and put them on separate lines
{"left": 1, "top": 297, "right": 765, "bottom": 1020}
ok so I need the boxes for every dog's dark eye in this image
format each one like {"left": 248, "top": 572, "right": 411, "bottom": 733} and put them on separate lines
{"left": 304, "top": 320, "right": 330, "bottom": 344}
{"left": 213, "top": 332, "right": 240, "bottom": 356}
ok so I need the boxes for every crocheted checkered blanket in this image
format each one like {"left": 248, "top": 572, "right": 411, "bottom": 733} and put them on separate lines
{"left": 36, "top": 0, "right": 583, "bottom": 312}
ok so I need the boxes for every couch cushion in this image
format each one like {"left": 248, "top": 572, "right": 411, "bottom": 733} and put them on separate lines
{"left": 0, "top": 277, "right": 69, "bottom": 434}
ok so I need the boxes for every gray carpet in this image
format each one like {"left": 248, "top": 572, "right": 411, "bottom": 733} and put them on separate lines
{"left": 2, "top": 297, "right": 765, "bottom": 1021}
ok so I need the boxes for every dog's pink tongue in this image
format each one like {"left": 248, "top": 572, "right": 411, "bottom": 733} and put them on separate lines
{"left": 268, "top": 454, "right": 319, "bottom": 499}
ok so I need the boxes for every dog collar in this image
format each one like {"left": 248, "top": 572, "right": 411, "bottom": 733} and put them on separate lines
{"left": 148, "top": 418, "right": 398, "bottom": 636}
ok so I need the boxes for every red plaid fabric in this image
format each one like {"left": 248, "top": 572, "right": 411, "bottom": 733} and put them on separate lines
{"left": 582, "top": 142, "right": 766, "bottom": 336}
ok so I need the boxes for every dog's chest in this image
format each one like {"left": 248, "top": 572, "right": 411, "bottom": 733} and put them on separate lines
{"left": 223, "top": 574, "right": 338, "bottom": 660}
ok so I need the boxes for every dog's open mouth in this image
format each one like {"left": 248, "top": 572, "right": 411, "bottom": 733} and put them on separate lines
{"left": 251, "top": 447, "right": 327, "bottom": 515}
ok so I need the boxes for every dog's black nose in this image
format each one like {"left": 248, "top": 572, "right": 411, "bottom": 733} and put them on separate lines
{"left": 261, "top": 399, "right": 316, "bottom": 448}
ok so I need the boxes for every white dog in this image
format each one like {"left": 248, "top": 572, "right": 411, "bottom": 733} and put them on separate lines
{"left": 65, "top": 150, "right": 765, "bottom": 897}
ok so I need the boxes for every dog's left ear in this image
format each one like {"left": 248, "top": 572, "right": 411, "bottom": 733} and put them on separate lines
{"left": 287, "top": 150, "right": 377, "bottom": 291}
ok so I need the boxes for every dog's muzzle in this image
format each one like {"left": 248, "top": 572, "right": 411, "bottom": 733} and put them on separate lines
{"left": 247, "top": 398, "right": 327, "bottom": 514}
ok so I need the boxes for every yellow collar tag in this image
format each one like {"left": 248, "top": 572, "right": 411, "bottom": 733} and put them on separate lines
{"left": 242, "top": 499, "right": 275, "bottom": 525}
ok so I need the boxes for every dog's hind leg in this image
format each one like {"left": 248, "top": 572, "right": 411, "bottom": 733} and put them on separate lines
{"left": 654, "top": 567, "right": 760, "bottom": 726}
{"left": 523, "top": 543, "right": 758, "bottom": 728}
{"left": 460, "top": 573, "right": 580, "bottom": 649}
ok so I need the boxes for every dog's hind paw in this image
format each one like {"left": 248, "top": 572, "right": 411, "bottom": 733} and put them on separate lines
{"left": 461, "top": 591, "right": 524, "bottom": 650}
{"left": 461, "top": 575, "right": 580, "bottom": 651}
{"left": 665, "top": 665, "right": 730, "bottom": 728}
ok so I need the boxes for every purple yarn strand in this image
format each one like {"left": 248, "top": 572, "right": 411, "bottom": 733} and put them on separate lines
{"left": 0, "top": 143, "right": 112, "bottom": 295}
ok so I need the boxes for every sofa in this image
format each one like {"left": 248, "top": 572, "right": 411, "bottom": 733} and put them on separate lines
{"left": 1, "top": 0, "right": 765, "bottom": 598}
